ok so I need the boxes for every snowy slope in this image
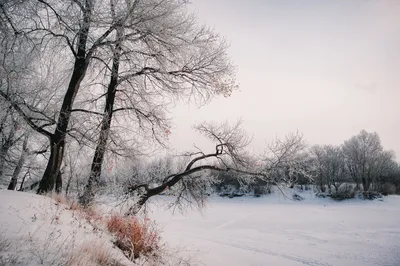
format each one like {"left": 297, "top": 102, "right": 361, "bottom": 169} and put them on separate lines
{"left": 0, "top": 190, "right": 133, "bottom": 266}
{"left": 149, "top": 190, "right": 400, "bottom": 266}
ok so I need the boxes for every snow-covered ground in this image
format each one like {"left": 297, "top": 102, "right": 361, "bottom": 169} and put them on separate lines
{"left": 149, "top": 190, "right": 400, "bottom": 266}
{"left": 1, "top": 189, "right": 399, "bottom": 266}
{"left": 0, "top": 190, "right": 133, "bottom": 266}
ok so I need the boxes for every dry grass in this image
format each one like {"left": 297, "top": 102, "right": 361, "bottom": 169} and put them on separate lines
{"left": 48, "top": 192, "right": 70, "bottom": 205}
{"left": 0, "top": 232, "right": 20, "bottom": 265}
{"left": 66, "top": 241, "right": 125, "bottom": 266}
{"left": 106, "top": 214, "right": 161, "bottom": 260}
{"left": 45, "top": 193, "right": 162, "bottom": 263}
{"left": 0, "top": 233, "right": 11, "bottom": 253}
{"left": 47, "top": 192, "right": 103, "bottom": 230}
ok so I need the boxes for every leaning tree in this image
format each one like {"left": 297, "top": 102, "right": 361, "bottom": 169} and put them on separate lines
{"left": 124, "top": 121, "right": 309, "bottom": 214}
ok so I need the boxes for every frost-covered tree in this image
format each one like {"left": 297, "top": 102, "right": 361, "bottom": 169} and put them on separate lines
{"left": 0, "top": 0, "right": 236, "bottom": 196}
{"left": 311, "top": 145, "right": 348, "bottom": 193}
{"left": 343, "top": 130, "right": 396, "bottom": 192}
{"left": 79, "top": 0, "right": 236, "bottom": 205}
{"left": 124, "top": 121, "right": 309, "bottom": 214}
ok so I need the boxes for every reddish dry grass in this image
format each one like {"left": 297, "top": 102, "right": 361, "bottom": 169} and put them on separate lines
{"left": 106, "top": 214, "right": 161, "bottom": 259}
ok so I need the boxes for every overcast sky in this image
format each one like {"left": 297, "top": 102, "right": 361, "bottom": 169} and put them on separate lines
{"left": 168, "top": 0, "right": 400, "bottom": 158}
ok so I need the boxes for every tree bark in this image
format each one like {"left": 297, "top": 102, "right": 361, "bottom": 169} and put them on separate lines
{"left": 38, "top": 139, "right": 64, "bottom": 193}
{"left": 125, "top": 165, "right": 226, "bottom": 215}
{"left": 7, "top": 134, "right": 28, "bottom": 190}
{"left": 80, "top": 24, "right": 122, "bottom": 206}
{"left": 55, "top": 171, "right": 62, "bottom": 193}
{"left": 362, "top": 177, "right": 371, "bottom": 192}
{"left": 0, "top": 119, "right": 18, "bottom": 178}
{"left": 37, "top": 1, "right": 92, "bottom": 194}
{"left": 18, "top": 172, "right": 28, "bottom": 191}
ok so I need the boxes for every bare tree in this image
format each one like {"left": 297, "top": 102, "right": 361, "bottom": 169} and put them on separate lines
{"left": 311, "top": 145, "right": 348, "bottom": 193}
{"left": 1, "top": 0, "right": 236, "bottom": 196}
{"left": 78, "top": 0, "right": 236, "bottom": 205}
{"left": 343, "top": 130, "right": 396, "bottom": 192}
{"left": 124, "top": 121, "right": 308, "bottom": 214}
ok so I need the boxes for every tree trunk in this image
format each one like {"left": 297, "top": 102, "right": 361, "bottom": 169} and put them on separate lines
{"left": 334, "top": 183, "right": 343, "bottom": 194}
{"left": 38, "top": 140, "right": 64, "bottom": 193}
{"left": 126, "top": 195, "right": 150, "bottom": 215}
{"left": 37, "top": 2, "right": 92, "bottom": 194}
{"left": 0, "top": 148, "right": 7, "bottom": 178}
{"left": 319, "top": 174, "right": 326, "bottom": 192}
{"left": 0, "top": 120, "right": 18, "bottom": 178}
{"left": 37, "top": 58, "right": 90, "bottom": 194}
{"left": 362, "top": 177, "right": 371, "bottom": 192}
{"left": 7, "top": 134, "right": 28, "bottom": 190}
{"left": 80, "top": 25, "right": 122, "bottom": 206}
{"left": 18, "top": 171, "right": 29, "bottom": 191}
{"left": 55, "top": 171, "right": 62, "bottom": 193}
{"left": 65, "top": 171, "right": 73, "bottom": 196}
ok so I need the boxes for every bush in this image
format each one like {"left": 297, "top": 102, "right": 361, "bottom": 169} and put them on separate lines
{"left": 292, "top": 193, "right": 304, "bottom": 201}
{"left": 330, "top": 184, "right": 355, "bottom": 201}
{"left": 380, "top": 183, "right": 396, "bottom": 196}
{"left": 253, "top": 184, "right": 271, "bottom": 197}
{"left": 106, "top": 214, "right": 161, "bottom": 260}
{"left": 360, "top": 191, "right": 382, "bottom": 200}
{"left": 316, "top": 192, "right": 330, "bottom": 198}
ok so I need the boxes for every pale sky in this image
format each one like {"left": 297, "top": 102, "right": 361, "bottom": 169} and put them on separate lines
{"left": 168, "top": 0, "right": 400, "bottom": 158}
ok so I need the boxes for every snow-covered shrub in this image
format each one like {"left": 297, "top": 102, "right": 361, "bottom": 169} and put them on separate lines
{"left": 360, "top": 191, "right": 382, "bottom": 200}
{"left": 330, "top": 184, "right": 355, "bottom": 201}
{"left": 106, "top": 214, "right": 161, "bottom": 260}
{"left": 315, "top": 192, "right": 329, "bottom": 198}
{"left": 380, "top": 183, "right": 396, "bottom": 195}
{"left": 253, "top": 183, "right": 271, "bottom": 197}
{"left": 292, "top": 193, "right": 304, "bottom": 201}
{"left": 214, "top": 171, "right": 272, "bottom": 197}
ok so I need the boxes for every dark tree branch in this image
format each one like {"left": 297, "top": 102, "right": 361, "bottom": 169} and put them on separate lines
{"left": 0, "top": 91, "right": 53, "bottom": 139}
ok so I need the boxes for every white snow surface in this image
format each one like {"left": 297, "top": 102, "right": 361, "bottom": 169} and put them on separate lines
{"left": 0, "top": 190, "right": 133, "bottom": 266}
{"left": 1, "top": 189, "right": 400, "bottom": 266}
{"left": 148, "top": 189, "right": 400, "bottom": 266}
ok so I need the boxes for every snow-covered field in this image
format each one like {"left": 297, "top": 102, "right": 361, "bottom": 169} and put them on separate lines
{"left": 1, "top": 189, "right": 399, "bottom": 266}
{"left": 150, "top": 190, "right": 400, "bottom": 266}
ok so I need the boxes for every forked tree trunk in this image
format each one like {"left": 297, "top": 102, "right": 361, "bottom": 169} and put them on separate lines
{"left": 37, "top": 2, "right": 92, "bottom": 193}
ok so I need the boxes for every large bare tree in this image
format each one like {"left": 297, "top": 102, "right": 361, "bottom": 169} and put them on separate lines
{"left": 77, "top": 0, "right": 236, "bottom": 205}
{"left": 1, "top": 0, "right": 235, "bottom": 195}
